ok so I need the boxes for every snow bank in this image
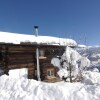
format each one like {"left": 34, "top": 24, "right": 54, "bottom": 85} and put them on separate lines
{"left": 9, "top": 68, "right": 28, "bottom": 78}
{"left": 82, "top": 71, "right": 100, "bottom": 85}
{"left": 0, "top": 31, "right": 77, "bottom": 46}
{"left": 0, "top": 71, "right": 100, "bottom": 100}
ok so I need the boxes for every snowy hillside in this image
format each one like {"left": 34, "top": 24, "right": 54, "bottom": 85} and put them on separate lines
{"left": 0, "top": 31, "right": 77, "bottom": 46}
{"left": 76, "top": 46, "right": 100, "bottom": 71}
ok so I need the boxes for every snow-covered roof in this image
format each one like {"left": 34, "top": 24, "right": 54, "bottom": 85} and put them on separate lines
{"left": 0, "top": 31, "right": 77, "bottom": 46}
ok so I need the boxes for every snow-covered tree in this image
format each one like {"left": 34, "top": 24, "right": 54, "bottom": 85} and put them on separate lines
{"left": 51, "top": 46, "right": 90, "bottom": 82}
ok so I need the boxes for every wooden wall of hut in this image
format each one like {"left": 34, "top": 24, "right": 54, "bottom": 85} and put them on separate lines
{"left": 0, "top": 44, "right": 36, "bottom": 79}
{"left": 0, "top": 43, "right": 66, "bottom": 81}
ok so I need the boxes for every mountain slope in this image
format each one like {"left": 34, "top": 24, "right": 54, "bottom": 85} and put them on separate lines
{"left": 75, "top": 46, "right": 100, "bottom": 70}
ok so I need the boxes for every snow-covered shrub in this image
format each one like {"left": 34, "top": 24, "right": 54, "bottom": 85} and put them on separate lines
{"left": 57, "top": 68, "right": 68, "bottom": 79}
{"left": 51, "top": 46, "right": 90, "bottom": 82}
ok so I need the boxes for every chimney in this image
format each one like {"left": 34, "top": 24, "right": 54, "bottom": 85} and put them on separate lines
{"left": 34, "top": 26, "right": 39, "bottom": 36}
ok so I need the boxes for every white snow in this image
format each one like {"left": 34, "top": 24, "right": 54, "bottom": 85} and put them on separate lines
{"left": 78, "top": 44, "right": 87, "bottom": 48}
{"left": 82, "top": 71, "right": 100, "bottom": 85}
{"left": 0, "top": 71, "right": 100, "bottom": 100}
{"left": 0, "top": 31, "right": 77, "bottom": 46}
{"left": 9, "top": 68, "right": 28, "bottom": 79}
{"left": 57, "top": 68, "right": 68, "bottom": 79}
{"left": 62, "top": 46, "right": 81, "bottom": 63}
{"left": 79, "top": 57, "right": 90, "bottom": 69}
{"left": 51, "top": 58, "right": 61, "bottom": 68}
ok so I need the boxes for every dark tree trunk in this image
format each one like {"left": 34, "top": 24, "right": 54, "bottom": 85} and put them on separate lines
{"left": 69, "top": 62, "right": 72, "bottom": 83}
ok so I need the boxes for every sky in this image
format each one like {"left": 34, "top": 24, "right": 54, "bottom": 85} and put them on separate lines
{"left": 0, "top": 0, "right": 100, "bottom": 45}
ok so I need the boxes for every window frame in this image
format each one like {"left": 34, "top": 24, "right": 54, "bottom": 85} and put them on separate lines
{"left": 47, "top": 68, "right": 55, "bottom": 78}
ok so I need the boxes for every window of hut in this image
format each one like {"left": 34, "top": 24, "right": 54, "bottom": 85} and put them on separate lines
{"left": 39, "top": 49, "right": 45, "bottom": 56}
{"left": 39, "top": 49, "right": 47, "bottom": 59}
{"left": 0, "top": 52, "right": 3, "bottom": 61}
{"left": 47, "top": 69, "right": 54, "bottom": 78}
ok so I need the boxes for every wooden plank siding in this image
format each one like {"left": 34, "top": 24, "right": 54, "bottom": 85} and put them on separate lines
{"left": 0, "top": 43, "right": 66, "bottom": 81}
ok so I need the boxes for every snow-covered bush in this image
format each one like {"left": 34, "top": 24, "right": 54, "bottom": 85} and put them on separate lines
{"left": 51, "top": 46, "right": 90, "bottom": 82}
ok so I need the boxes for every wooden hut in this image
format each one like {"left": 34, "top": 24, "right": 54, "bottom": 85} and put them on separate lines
{"left": 0, "top": 43, "right": 66, "bottom": 82}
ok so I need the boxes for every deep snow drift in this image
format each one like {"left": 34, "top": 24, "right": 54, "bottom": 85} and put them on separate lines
{"left": 0, "top": 71, "right": 100, "bottom": 100}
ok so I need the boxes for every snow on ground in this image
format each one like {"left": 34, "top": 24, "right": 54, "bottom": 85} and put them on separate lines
{"left": 0, "top": 71, "right": 100, "bottom": 100}
{"left": 0, "top": 31, "right": 77, "bottom": 46}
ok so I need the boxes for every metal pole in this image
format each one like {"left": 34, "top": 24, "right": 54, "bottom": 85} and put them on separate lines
{"left": 36, "top": 47, "right": 41, "bottom": 81}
